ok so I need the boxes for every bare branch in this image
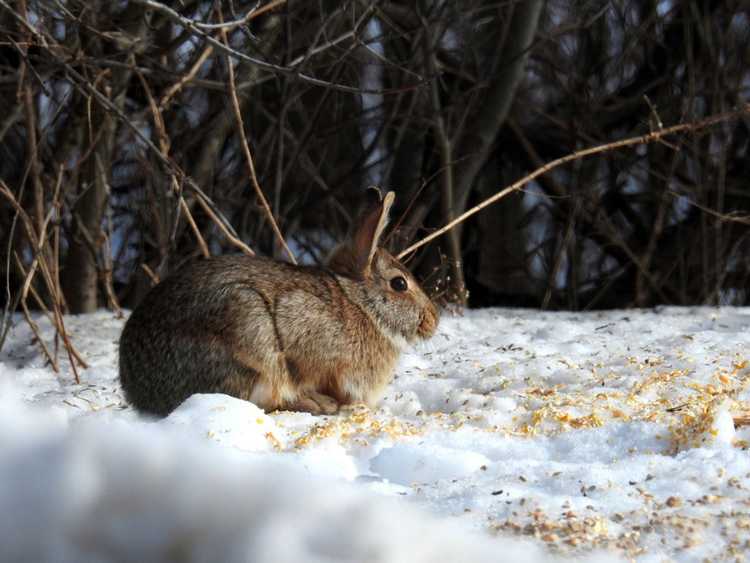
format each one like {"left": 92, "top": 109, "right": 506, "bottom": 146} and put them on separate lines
{"left": 398, "top": 105, "right": 750, "bottom": 260}
{"left": 131, "top": 0, "right": 383, "bottom": 94}
{"left": 220, "top": 16, "right": 296, "bottom": 264}
{"left": 420, "top": 10, "right": 466, "bottom": 302}
{"left": 35, "top": 45, "right": 251, "bottom": 254}
{"left": 137, "top": 69, "right": 211, "bottom": 258}
{"left": 0, "top": 181, "right": 88, "bottom": 379}
{"left": 192, "top": 191, "right": 256, "bottom": 256}
{"left": 158, "top": 44, "right": 214, "bottom": 110}
{"left": 191, "top": 0, "right": 285, "bottom": 30}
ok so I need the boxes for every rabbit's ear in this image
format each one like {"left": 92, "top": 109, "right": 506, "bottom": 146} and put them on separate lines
{"left": 352, "top": 189, "right": 395, "bottom": 276}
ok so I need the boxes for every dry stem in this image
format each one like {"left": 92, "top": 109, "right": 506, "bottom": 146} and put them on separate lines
{"left": 220, "top": 18, "right": 297, "bottom": 264}
{"left": 131, "top": 0, "right": 375, "bottom": 94}
{"left": 137, "top": 69, "right": 211, "bottom": 258}
{"left": 158, "top": 45, "right": 214, "bottom": 110}
{"left": 193, "top": 191, "right": 256, "bottom": 256}
{"left": 0, "top": 180, "right": 88, "bottom": 380}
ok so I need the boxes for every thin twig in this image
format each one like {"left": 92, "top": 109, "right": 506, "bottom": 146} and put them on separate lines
{"left": 398, "top": 105, "right": 750, "bottom": 260}
{"left": 190, "top": 1, "right": 283, "bottom": 30}
{"left": 158, "top": 44, "right": 214, "bottom": 110}
{"left": 21, "top": 300, "right": 59, "bottom": 372}
{"left": 193, "top": 191, "right": 255, "bottom": 256}
{"left": 6, "top": 12, "right": 250, "bottom": 256}
{"left": 14, "top": 253, "right": 57, "bottom": 326}
{"left": 179, "top": 196, "right": 210, "bottom": 257}
{"left": 285, "top": 5, "right": 376, "bottom": 68}
{"left": 220, "top": 16, "right": 296, "bottom": 264}
{"left": 131, "top": 0, "right": 381, "bottom": 94}
{"left": 100, "top": 165, "right": 122, "bottom": 315}
{"left": 672, "top": 191, "right": 750, "bottom": 225}
{"left": 140, "top": 263, "right": 160, "bottom": 286}
{"left": 421, "top": 11, "right": 465, "bottom": 302}
{"left": 0, "top": 181, "right": 88, "bottom": 377}
{"left": 50, "top": 51, "right": 247, "bottom": 253}
{"left": 15, "top": 235, "right": 60, "bottom": 372}
{"left": 137, "top": 69, "right": 211, "bottom": 258}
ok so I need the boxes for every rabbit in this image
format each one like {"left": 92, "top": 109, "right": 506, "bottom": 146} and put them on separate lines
{"left": 118, "top": 188, "right": 439, "bottom": 416}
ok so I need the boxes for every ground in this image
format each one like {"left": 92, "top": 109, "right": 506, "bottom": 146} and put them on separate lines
{"left": 1, "top": 307, "right": 750, "bottom": 562}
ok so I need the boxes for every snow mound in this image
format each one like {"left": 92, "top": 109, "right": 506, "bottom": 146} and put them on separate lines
{"left": 0, "top": 388, "right": 597, "bottom": 563}
{"left": 164, "top": 393, "right": 287, "bottom": 452}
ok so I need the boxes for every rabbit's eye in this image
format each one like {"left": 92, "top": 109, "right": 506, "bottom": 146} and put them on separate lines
{"left": 390, "top": 276, "right": 408, "bottom": 292}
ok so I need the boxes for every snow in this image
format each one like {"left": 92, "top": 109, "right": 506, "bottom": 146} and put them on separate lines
{"left": 2, "top": 307, "right": 750, "bottom": 562}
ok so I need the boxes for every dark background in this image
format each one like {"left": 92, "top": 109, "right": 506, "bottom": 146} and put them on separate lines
{"left": 1, "top": 0, "right": 749, "bottom": 319}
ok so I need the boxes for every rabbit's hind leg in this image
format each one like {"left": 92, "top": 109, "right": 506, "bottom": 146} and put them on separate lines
{"left": 215, "top": 363, "right": 262, "bottom": 403}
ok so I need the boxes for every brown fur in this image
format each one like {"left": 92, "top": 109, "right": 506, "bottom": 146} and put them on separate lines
{"left": 119, "top": 190, "right": 439, "bottom": 416}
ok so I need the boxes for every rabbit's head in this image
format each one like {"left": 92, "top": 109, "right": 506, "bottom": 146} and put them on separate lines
{"left": 327, "top": 189, "right": 439, "bottom": 348}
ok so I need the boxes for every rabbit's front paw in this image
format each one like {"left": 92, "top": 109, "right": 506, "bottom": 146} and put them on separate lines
{"left": 289, "top": 391, "right": 339, "bottom": 415}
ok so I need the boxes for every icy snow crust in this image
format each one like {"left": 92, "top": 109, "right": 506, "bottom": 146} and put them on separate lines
{"left": 2, "top": 307, "right": 750, "bottom": 562}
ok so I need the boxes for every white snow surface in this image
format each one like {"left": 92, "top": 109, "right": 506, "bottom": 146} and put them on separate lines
{"left": 2, "top": 307, "right": 750, "bottom": 562}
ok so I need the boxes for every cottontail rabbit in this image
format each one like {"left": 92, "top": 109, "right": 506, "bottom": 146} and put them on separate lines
{"left": 119, "top": 189, "right": 439, "bottom": 416}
